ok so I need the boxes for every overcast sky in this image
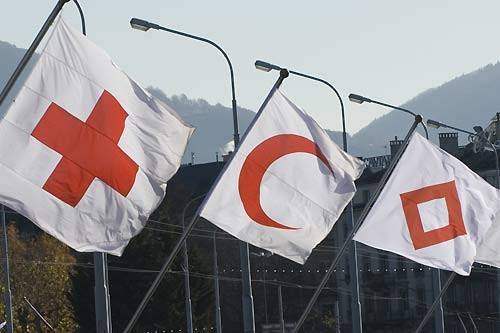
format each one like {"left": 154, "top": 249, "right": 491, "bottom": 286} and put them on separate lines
{"left": 2, "top": 0, "right": 500, "bottom": 134}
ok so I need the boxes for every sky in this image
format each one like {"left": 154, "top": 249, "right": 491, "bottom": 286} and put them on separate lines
{"left": 2, "top": 1, "right": 500, "bottom": 134}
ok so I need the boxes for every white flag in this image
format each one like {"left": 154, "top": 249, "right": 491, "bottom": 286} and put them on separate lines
{"left": 0, "top": 19, "right": 193, "bottom": 254}
{"left": 200, "top": 89, "right": 365, "bottom": 264}
{"left": 354, "top": 133, "right": 500, "bottom": 275}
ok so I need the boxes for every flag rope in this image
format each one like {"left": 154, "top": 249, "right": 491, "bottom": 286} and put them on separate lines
{"left": 292, "top": 115, "right": 423, "bottom": 333}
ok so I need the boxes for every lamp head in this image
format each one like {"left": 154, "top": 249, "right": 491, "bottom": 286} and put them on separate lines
{"left": 473, "top": 126, "right": 484, "bottom": 134}
{"left": 130, "top": 18, "right": 153, "bottom": 32}
{"left": 254, "top": 60, "right": 282, "bottom": 72}
{"left": 426, "top": 119, "right": 442, "bottom": 129}
{"left": 348, "top": 93, "right": 371, "bottom": 104}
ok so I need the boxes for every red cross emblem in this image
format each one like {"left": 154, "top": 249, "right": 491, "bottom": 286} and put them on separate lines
{"left": 31, "top": 90, "right": 139, "bottom": 207}
{"left": 400, "top": 180, "right": 467, "bottom": 250}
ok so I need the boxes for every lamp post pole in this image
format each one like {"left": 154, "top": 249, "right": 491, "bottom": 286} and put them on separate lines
{"left": 213, "top": 232, "right": 222, "bottom": 333}
{"left": 278, "top": 285, "right": 285, "bottom": 333}
{"left": 74, "top": 7, "right": 114, "bottom": 332}
{"left": 1, "top": 206, "right": 13, "bottom": 333}
{"left": 181, "top": 198, "right": 195, "bottom": 333}
{"left": 254, "top": 60, "right": 362, "bottom": 332}
{"left": 348, "top": 94, "right": 429, "bottom": 139}
{"left": 128, "top": 18, "right": 255, "bottom": 332}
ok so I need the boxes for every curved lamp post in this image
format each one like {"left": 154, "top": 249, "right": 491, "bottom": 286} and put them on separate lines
{"left": 255, "top": 60, "right": 347, "bottom": 150}
{"left": 130, "top": 18, "right": 240, "bottom": 145}
{"left": 254, "top": 60, "right": 362, "bottom": 332}
{"left": 128, "top": 18, "right": 255, "bottom": 333}
{"left": 72, "top": 0, "right": 86, "bottom": 35}
{"left": 348, "top": 93, "right": 429, "bottom": 139}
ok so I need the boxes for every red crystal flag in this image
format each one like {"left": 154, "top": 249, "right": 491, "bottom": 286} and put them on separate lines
{"left": 354, "top": 133, "right": 500, "bottom": 275}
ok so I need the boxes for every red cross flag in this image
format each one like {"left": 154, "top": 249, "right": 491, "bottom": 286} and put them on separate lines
{"left": 199, "top": 89, "right": 365, "bottom": 264}
{"left": 354, "top": 133, "right": 500, "bottom": 275}
{"left": 0, "top": 19, "right": 193, "bottom": 255}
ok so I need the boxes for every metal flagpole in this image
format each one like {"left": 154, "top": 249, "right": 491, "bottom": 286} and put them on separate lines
{"left": 292, "top": 115, "right": 424, "bottom": 333}
{"left": 123, "top": 69, "right": 289, "bottom": 333}
{"left": 432, "top": 269, "right": 445, "bottom": 333}
{"left": 0, "top": 0, "right": 71, "bottom": 106}
{"left": 182, "top": 203, "right": 194, "bottom": 333}
{"left": 94, "top": 253, "right": 112, "bottom": 333}
{"left": 0, "top": 2, "right": 74, "bottom": 332}
{"left": 213, "top": 232, "right": 222, "bottom": 333}
{"left": 1, "top": 206, "right": 13, "bottom": 333}
{"left": 334, "top": 301, "right": 341, "bottom": 333}
{"left": 278, "top": 285, "right": 285, "bottom": 333}
{"left": 415, "top": 272, "right": 456, "bottom": 333}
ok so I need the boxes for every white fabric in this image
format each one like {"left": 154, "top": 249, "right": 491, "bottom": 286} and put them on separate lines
{"left": 0, "top": 19, "right": 193, "bottom": 255}
{"left": 200, "top": 89, "right": 365, "bottom": 264}
{"left": 354, "top": 133, "right": 500, "bottom": 275}
{"left": 476, "top": 210, "right": 500, "bottom": 268}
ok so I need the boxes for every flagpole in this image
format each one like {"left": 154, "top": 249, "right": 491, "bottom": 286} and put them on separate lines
{"left": 292, "top": 115, "right": 423, "bottom": 333}
{"left": 1, "top": 206, "right": 13, "bottom": 333}
{"left": 213, "top": 232, "right": 222, "bottom": 333}
{"left": 182, "top": 200, "right": 194, "bottom": 333}
{"left": 415, "top": 272, "right": 456, "bottom": 332}
{"left": 123, "top": 70, "right": 289, "bottom": 333}
{"left": 0, "top": 0, "right": 71, "bottom": 107}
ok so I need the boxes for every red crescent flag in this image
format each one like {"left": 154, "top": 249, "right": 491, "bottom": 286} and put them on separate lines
{"left": 0, "top": 19, "right": 193, "bottom": 254}
{"left": 199, "top": 89, "right": 365, "bottom": 264}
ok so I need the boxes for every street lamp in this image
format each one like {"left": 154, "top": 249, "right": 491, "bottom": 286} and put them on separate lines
{"left": 254, "top": 60, "right": 348, "bottom": 151}
{"left": 130, "top": 18, "right": 240, "bottom": 145}
{"left": 348, "top": 93, "right": 429, "bottom": 138}
{"left": 127, "top": 18, "right": 254, "bottom": 333}
{"left": 255, "top": 60, "right": 362, "bottom": 332}
{"left": 348, "top": 93, "right": 372, "bottom": 105}
{"left": 426, "top": 119, "right": 500, "bottom": 188}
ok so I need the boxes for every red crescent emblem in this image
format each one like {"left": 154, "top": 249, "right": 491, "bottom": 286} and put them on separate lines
{"left": 238, "top": 134, "right": 334, "bottom": 230}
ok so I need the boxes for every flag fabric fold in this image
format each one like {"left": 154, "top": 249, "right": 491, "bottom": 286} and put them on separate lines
{"left": 0, "top": 18, "right": 193, "bottom": 255}
{"left": 200, "top": 89, "right": 365, "bottom": 264}
{"left": 354, "top": 133, "right": 500, "bottom": 275}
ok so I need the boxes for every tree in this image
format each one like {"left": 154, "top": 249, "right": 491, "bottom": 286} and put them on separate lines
{"left": 0, "top": 223, "right": 78, "bottom": 332}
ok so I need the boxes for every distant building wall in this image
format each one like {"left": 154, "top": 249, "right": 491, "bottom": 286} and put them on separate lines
{"left": 390, "top": 136, "right": 404, "bottom": 158}
{"left": 438, "top": 132, "right": 459, "bottom": 156}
